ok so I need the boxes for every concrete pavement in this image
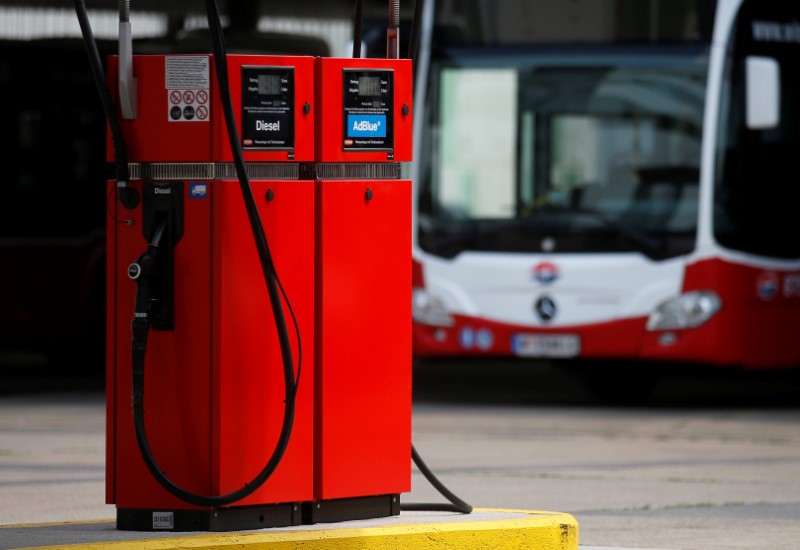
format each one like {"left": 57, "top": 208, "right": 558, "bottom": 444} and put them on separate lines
{"left": 0, "top": 390, "right": 580, "bottom": 549}
{"left": 4, "top": 363, "right": 800, "bottom": 549}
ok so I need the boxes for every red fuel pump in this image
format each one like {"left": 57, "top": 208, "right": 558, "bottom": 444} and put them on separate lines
{"left": 83, "top": 0, "right": 414, "bottom": 531}
{"left": 104, "top": 52, "right": 317, "bottom": 530}
{"left": 311, "top": 55, "right": 413, "bottom": 522}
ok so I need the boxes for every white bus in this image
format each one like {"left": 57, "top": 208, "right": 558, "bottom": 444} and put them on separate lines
{"left": 409, "top": 0, "right": 800, "bottom": 391}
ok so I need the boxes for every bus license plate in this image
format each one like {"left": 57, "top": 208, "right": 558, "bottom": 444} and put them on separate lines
{"left": 511, "top": 334, "right": 581, "bottom": 358}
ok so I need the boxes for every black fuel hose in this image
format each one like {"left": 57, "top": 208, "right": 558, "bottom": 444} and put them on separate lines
{"left": 398, "top": 0, "right": 471, "bottom": 516}
{"left": 74, "top": 0, "right": 126, "bottom": 183}
{"left": 402, "top": 444, "right": 473, "bottom": 514}
{"left": 123, "top": 0, "right": 301, "bottom": 508}
{"left": 74, "top": 0, "right": 138, "bottom": 211}
{"left": 130, "top": 252, "right": 297, "bottom": 507}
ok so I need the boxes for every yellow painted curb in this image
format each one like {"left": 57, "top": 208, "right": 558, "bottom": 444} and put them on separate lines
{"left": 0, "top": 519, "right": 115, "bottom": 530}
{"left": 12, "top": 509, "right": 578, "bottom": 550}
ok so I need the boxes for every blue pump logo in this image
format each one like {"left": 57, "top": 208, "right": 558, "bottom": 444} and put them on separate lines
{"left": 348, "top": 114, "right": 386, "bottom": 138}
{"left": 353, "top": 120, "right": 380, "bottom": 132}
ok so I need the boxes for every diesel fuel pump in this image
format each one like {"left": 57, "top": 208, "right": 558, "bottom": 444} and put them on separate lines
{"left": 101, "top": 24, "right": 315, "bottom": 531}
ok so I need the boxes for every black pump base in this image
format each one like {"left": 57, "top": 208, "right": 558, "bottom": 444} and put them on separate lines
{"left": 303, "top": 494, "right": 401, "bottom": 524}
{"left": 117, "top": 495, "right": 400, "bottom": 531}
{"left": 116, "top": 502, "right": 302, "bottom": 532}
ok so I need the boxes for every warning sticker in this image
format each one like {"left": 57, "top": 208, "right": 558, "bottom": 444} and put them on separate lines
{"left": 166, "top": 56, "right": 210, "bottom": 122}
{"left": 167, "top": 89, "right": 209, "bottom": 122}
{"left": 166, "top": 56, "right": 209, "bottom": 89}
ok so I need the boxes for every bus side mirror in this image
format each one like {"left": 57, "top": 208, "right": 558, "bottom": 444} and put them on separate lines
{"left": 746, "top": 56, "right": 780, "bottom": 130}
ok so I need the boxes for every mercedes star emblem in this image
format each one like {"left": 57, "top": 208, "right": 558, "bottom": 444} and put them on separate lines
{"left": 534, "top": 295, "right": 557, "bottom": 321}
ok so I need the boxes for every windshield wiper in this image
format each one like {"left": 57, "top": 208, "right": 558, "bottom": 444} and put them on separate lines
{"left": 418, "top": 220, "right": 508, "bottom": 257}
{"left": 567, "top": 207, "right": 663, "bottom": 259}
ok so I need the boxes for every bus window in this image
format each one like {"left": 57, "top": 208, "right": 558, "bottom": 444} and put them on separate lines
{"left": 437, "top": 68, "right": 517, "bottom": 220}
{"left": 714, "top": 1, "right": 800, "bottom": 259}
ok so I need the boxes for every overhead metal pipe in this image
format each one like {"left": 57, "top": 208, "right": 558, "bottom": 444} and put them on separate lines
{"left": 118, "top": 0, "right": 137, "bottom": 119}
{"left": 387, "top": 0, "right": 399, "bottom": 58}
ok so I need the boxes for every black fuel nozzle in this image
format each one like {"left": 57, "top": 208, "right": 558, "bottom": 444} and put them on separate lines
{"left": 131, "top": 216, "right": 175, "bottom": 330}
{"left": 128, "top": 251, "right": 156, "bottom": 281}
{"left": 128, "top": 218, "right": 167, "bottom": 282}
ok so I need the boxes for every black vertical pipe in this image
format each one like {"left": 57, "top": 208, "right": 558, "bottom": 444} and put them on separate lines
{"left": 407, "top": 0, "right": 423, "bottom": 64}
{"left": 353, "top": 0, "right": 364, "bottom": 58}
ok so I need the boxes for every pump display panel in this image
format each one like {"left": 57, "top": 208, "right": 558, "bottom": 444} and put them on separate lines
{"left": 241, "top": 66, "right": 295, "bottom": 150}
{"left": 343, "top": 69, "right": 394, "bottom": 151}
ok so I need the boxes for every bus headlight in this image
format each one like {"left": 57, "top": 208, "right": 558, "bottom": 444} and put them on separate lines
{"left": 412, "top": 288, "right": 454, "bottom": 327}
{"left": 646, "top": 291, "right": 722, "bottom": 331}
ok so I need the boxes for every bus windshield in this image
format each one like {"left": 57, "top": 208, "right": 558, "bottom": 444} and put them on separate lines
{"left": 417, "top": 48, "right": 708, "bottom": 260}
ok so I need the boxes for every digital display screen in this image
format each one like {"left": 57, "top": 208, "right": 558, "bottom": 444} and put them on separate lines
{"left": 258, "top": 74, "right": 282, "bottom": 96}
{"left": 358, "top": 76, "right": 382, "bottom": 97}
